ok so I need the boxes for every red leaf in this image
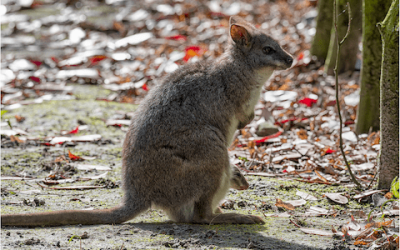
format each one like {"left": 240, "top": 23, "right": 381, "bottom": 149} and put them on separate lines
{"left": 51, "top": 57, "right": 59, "bottom": 63}
{"left": 42, "top": 142, "right": 63, "bottom": 146}
{"left": 183, "top": 46, "right": 203, "bottom": 62}
{"left": 325, "top": 148, "right": 336, "bottom": 154}
{"left": 165, "top": 35, "right": 187, "bottom": 41}
{"left": 344, "top": 120, "right": 355, "bottom": 126}
{"left": 326, "top": 100, "right": 336, "bottom": 106}
{"left": 68, "top": 126, "right": 79, "bottom": 134}
{"left": 89, "top": 55, "right": 107, "bottom": 65}
{"left": 29, "top": 76, "right": 41, "bottom": 83}
{"left": 142, "top": 84, "right": 148, "bottom": 91}
{"left": 68, "top": 150, "right": 83, "bottom": 161}
{"left": 298, "top": 97, "right": 317, "bottom": 107}
{"left": 297, "top": 52, "right": 304, "bottom": 60}
{"left": 29, "top": 60, "right": 42, "bottom": 67}
{"left": 254, "top": 131, "right": 282, "bottom": 145}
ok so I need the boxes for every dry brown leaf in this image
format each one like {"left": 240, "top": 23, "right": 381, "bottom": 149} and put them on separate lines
{"left": 275, "top": 198, "right": 295, "bottom": 210}
{"left": 247, "top": 140, "right": 256, "bottom": 149}
{"left": 314, "top": 170, "right": 329, "bottom": 183}
{"left": 353, "top": 240, "right": 368, "bottom": 246}
{"left": 54, "top": 155, "right": 69, "bottom": 163}
{"left": 296, "top": 129, "right": 308, "bottom": 140}
{"left": 365, "top": 220, "right": 393, "bottom": 229}
{"left": 10, "top": 135, "right": 24, "bottom": 143}
{"left": 372, "top": 135, "right": 380, "bottom": 145}
{"left": 241, "top": 129, "right": 251, "bottom": 139}
{"left": 384, "top": 192, "right": 393, "bottom": 199}
{"left": 15, "top": 115, "right": 25, "bottom": 122}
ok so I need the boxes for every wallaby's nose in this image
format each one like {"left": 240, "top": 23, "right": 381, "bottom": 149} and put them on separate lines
{"left": 286, "top": 57, "right": 293, "bottom": 65}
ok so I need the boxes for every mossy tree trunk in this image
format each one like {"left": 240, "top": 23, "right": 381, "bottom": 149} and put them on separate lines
{"left": 324, "top": 0, "right": 362, "bottom": 75}
{"left": 378, "top": 0, "right": 399, "bottom": 189}
{"left": 310, "top": 0, "right": 334, "bottom": 61}
{"left": 355, "top": 0, "right": 392, "bottom": 134}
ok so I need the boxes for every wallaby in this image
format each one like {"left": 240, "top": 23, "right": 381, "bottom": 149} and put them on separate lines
{"left": 2, "top": 16, "right": 292, "bottom": 227}
{"left": 229, "top": 165, "right": 249, "bottom": 191}
{"left": 214, "top": 165, "right": 249, "bottom": 213}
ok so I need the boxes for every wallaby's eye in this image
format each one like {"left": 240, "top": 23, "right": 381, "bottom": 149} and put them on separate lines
{"left": 263, "top": 46, "right": 274, "bottom": 55}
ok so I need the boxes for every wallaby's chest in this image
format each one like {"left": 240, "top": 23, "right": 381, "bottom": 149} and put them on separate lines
{"left": 225, "top": 68, "right": 274, "bottom": 145}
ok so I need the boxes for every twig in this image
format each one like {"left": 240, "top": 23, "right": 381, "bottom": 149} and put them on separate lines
{"left": 333, "top": 1, "right": 362, "bottom": 189}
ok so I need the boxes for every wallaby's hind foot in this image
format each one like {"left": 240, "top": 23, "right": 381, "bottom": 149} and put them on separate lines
{"left": 208, "top": 213, "right": 265, "bottom": 225}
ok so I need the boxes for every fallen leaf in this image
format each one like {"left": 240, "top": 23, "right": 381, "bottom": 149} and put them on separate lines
{"left": 365, "top": 220, "right": 393, "bottom": 229}
{"left": 298, "top": 97, "right": 317, "bottom": 107}
{"left": 296, "top": 190, "right": 318, "bottom": 201}
{"left": 324, "top": 193, "right": 348, "bottom": 204}
{"left": 183, "top": 46, "right": 204, "bottom": 62}
{"left": 68, "top": 150, "right": 83, "bottom": 161}
{"left": 285, "top": 199, "right": 307, "bottom": 207}
{"left": 68, "top": 126, "right": 79, "bottom": 134}
{"left": 73, "top": 164, "right": 112, "bottom": 171}
{"left": 353, "top": 190, "right": 387, "bottom": 199}
{"left": 14, "top": 115, "right": 26, "bottom": 123}
{"left": 275, "top": 198, "right": 295, "bottom": 210}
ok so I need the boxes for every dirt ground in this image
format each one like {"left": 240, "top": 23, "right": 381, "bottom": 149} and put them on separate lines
{"left": 1, "top": 0, "right": 397, "bottom": 249}
{"left": 1, "top": 85, "right": 364, "bottom": 250}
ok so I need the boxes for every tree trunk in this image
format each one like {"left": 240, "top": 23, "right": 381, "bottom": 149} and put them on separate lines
{"left": 324, "top": 0, "right": 362, "bottom": 75}
{"left": 378, "top": 0, "right": 399, "bottom": 189}
{"left": 310, "top": 0, "right": 334, "bottom": 61}
{"left": 355, "top": 0, "right": 392, "bottom": 134}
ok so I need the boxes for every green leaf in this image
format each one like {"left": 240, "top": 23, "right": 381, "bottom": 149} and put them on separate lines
{"left": 1, "top": 110, "right": 8, "bottom": 117}
{"left": 391, "top": 177, "right": 399, "bottom": 199}
{"left": 68, "top": 235, "right": 81, "bottom": 242}
{"left": 238, "top": 156, "right": 248, "bottom": 162}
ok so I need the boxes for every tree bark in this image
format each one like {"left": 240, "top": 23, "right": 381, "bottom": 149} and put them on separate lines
{"left": 355, "top": 0, "right": 392, "bottom": 134}
{"left": 310, "top": 0, "right": 334, "bottom": 61}
{"left": 378, "top": 0, "right": 399, "bottom": 189}
{"left": 324, "top": 0, "right": 362, "bottom": 75}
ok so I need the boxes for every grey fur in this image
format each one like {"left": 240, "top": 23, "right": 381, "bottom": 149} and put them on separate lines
{"left": 2, "top": 16, "right": 292, "bottom": 226}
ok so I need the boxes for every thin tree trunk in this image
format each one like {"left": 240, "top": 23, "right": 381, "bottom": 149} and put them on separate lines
{"left": 324, "top": 0, "right": 362, "bottom": 75}
{"left": 378, "top": 0, "right": 399, "bottom": 189}
{"left": 356, "top": 0, "right": 392, "bottom": 134}
{"left": 310, "top": 0, "right": 334, "bottom": 61}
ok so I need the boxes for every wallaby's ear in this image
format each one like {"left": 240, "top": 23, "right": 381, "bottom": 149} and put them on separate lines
{"left": 230, "top": 24, "right": 252, "bottom": 48}
{"left": 229, "top": 16, "right": 239, "bottom": 25}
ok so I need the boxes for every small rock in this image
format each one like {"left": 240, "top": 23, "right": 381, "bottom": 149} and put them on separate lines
{"left": 24, "top": 238, "right": 40, "bottom": 245}
{"left": 205, "top": 230, "right": 216, "bottom": 238}
{"left": 237, "top": 201, "right": 247, "bottom": 208}
{"left": 256, "top": 121, "right": 279, "bottom": 136}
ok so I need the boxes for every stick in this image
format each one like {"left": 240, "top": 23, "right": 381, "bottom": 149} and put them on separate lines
{"left": 333, "top": 1, "right": 362, "bottom": 189}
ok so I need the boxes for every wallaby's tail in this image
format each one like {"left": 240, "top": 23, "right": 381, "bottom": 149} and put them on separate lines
{"left": 1, "top": 204, "right": 145, "bottom": 227}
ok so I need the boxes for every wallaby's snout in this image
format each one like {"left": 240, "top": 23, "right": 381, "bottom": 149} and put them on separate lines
{"left": 285, "top": 55, "right": 293, "bottom": 68}
{"left": 277, "top": 48, "right": 293, "bottom": 70}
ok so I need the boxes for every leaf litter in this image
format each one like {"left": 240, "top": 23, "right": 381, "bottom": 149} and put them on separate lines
{"left": 1, "top": 0, "right": 398, "bottom": 249}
